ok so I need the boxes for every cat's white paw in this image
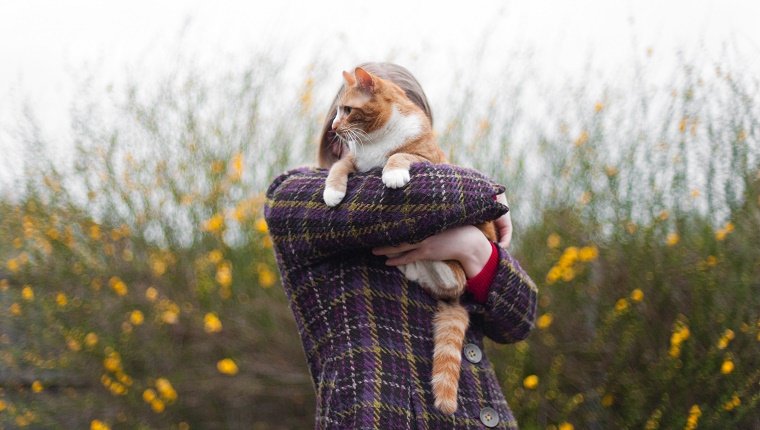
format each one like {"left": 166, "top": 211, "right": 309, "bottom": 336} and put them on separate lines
{"left": 382, "top": 168, "right": 411, "bottom": 189}
{"left": 323, "top": 187, "right": 346, "bottom": 207}
{"left": 398, "top": 262, "right": 420, "bottom": 282}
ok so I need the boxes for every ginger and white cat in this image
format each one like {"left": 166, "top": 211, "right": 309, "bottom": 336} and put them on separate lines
{"left": 323, "top": 67, "right": 497, "bottom": 415}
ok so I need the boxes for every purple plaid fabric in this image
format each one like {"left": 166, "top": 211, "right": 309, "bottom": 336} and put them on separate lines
{"left": 265, "top": 164, "right": 538, "bottom": 429}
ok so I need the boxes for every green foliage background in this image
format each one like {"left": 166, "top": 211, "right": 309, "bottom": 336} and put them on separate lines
{"left": 0, "top": 52, "right": 759, "bottom": 429}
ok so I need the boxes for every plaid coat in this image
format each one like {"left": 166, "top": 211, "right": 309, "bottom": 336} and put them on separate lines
{"left": 265, "top": 164, "right": 538, "bottom": 429}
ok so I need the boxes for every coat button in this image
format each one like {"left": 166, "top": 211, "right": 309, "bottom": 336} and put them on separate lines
{"left": 479, "top": 406, "right": 500, "bottom": 428}
{"left": 463, "top": 343, "right": 482, "bottom": 364}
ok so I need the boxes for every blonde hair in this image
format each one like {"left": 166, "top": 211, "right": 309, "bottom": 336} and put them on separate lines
{"left": 317, "top": 62, "right": 433, "bottom": 168}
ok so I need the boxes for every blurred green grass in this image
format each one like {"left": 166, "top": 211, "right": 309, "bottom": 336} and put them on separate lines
{"left": 1, "top": 53, "right": 759, "bottom": 429}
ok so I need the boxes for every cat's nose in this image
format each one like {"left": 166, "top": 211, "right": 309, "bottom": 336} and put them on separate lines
{"left": 331, "top": 120, "right": 339, "bottom": 131}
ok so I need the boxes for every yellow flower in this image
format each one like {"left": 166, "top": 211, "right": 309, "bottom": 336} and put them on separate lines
{"left": 10, "top": 303, "right": 21, "bottom": 316}
{"left": 721, "top": 358, "right": 734, "bottom": 374}
{"left": 230, "top": 153, "right": 244, "bottom": 180}
{"left": 89, "top": 224, "right": 102, "bottom": 241}
{"left": 211, "top": 160, "right": 225, "bottom": 174}
{"left": 0, "top": 279, "right": 8, "bottom": 291}
{"left": 668, "top": 344, "right": 681, "bottom": 359}
{"left": 22, "top": 285, "right": 34, "bottom": 301}
{"left": 578, "top": 246, "right": 598, "bottom": 262}
{"left": 718, "top": 329, "right": 734, "bottom": 349}
{"left": 669, "top": 321, "right": 690, "bottom": 358}
{"left": 204, "top": 313, "right": 223, "bottom": 333}
{"left": 605, "top": 165, "right": 618, "bottom": 177}
{"left": 145, "top": 287, "right": 158, "bottom": 302}
{"left": 630, "top": 289, "right": 644, "bottom": 302}
{"left": 31, "top": 380, "right": 43, "bottom": 393}
{"left": 536, "top": 313, "right": 553, "bottom": 330}
{"left": 150, "top": 256, "right": 167, "bottom": 277}
{"left": 203, "top": 214, "right": 225, "bottom": 233}
{"left": 217, "top": 358, "right": 239, "bottom": 375}
{"left": 546, "top": 266, "right": 562, "bottom": 284}
{"left": 116, "top": 372, "right": 132, "bottom": 386}
{"left": 258, "top": 267, "right": 276, "bottom": 288}
{"left": 255, "top": 218, "right": 268, "bottom": 233}
{"left": 208, "top": 250, "right": 223, "bottom": 264}
{"left": 85, "top": 332, "right": 99, "bottom": 348}
{"left": 684, "top": 404, "right": 701, "bottom": 430}
{"left": 559, "top": 247, "right": 578, "bottom": 267}
{"left": 658, "top": 210, "right": 669, "bottom": 221}
{"left": 67, "top": 338, "right": 82, "bottom": 351}
{"left": 108, "top": 381, "right": 127, "bottom": 396}
{"left": 216, "top": 262, "right": 233, "bottom": 288}
{"left": 714, "top": 222, "right": 733, "bottom": 241}
{"left": 666, "top": 232, "right": 679, "bottom": 246}
{"left": 559, "top": 423, "right": 574, "bottom": 430}
{"left": 690, "top": 189, "right": 700, "bottom": 198}
{"left": 155, "top": 378, "right": 177, "bottom": 403}
{"left": 6, "top": 258, "right": 19, "bottom": 273}
{"left": 150, "top": 398, "right": 165, "bottom": 413}
{"left": 546, "top": 233, "right": 561, "bottom": 249}
{"left": 161, "top": 309, "right": 179, "bottom": 325}
{"left": 705, "top": 255, "right": 718, "bottom": 267}
{"left": 523, "top": 374, "right": 538, "bottom": 390}
{"left": 108, "top": 277, "right": 128, "bottom": 297}
{"left": 0, "top": 399, "right": 6, "bottom": 412}
{"left": 678, "top": 117, "right": 688, "bottom": 133}
{"left": 143, "top": 388, "right": 157, "bottom": 403}
{"left": 601, "top": 394, "right": 614, "bottom": 407}
{"left": 263, "top": 235, "right": 273, "bottom": 249}
{"left": 574, "top": 130, "right": 589, "bottom": 146}
{"left": 91, "top": 420, "right": 111, "bottom": 430}
{"left": 103, "top": 352, "right": 122, "bottom": 373}
{"left": 560, "top": 267, "right": 576, "bottom": 283}
{"left": 130, "top": 310, "right": 145, "bottom": 326}
{"left": 614, "top": 298, "right": 629, "bottom": 313}
{"left": 723, "top": 393, "right": 741, "bottom": 411}
{"left": 594, "top": 101, "right": 604, "bottom": 112}
{"left": 56, "top": 292, "right": 68, "bottom": 307}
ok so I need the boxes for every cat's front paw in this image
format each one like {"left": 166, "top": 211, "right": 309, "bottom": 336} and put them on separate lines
{"left": 323, "top": 187, "right": 346, "bottom": 207}
{"left": 382, "top": 168, "right": 411, "bottom": 189}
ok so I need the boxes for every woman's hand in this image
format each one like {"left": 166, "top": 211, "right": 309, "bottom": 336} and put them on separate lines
{"left": 494, "top": 193, "right": 512, "bottom": 249}
{"left": 372, "top": 193, "right": 513, "bottom": 278}
{"left": 372, "top": 225, "right": 493, "bottom": 278}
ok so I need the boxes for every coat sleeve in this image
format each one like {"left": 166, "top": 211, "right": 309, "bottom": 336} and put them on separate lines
{"left": 264, "top": 164, "right": 508, "bottom": 262}
{"left": 467, "top": 245, "right": 538, "bottom": 344}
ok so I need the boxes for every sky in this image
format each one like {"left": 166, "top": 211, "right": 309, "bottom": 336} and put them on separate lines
{"left": 0, "top": 0, "right": 759, "bottom": 185}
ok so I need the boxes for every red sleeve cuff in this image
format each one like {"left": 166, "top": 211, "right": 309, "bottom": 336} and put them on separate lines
{"left": 465, "top": 242, "right": 499, "bottom": 303}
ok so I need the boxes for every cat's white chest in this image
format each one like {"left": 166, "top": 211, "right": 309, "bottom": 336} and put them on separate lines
{"left": 354, "top": 106, "right": 423, "bottom": 172}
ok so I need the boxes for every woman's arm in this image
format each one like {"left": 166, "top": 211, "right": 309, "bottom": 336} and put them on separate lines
{"left": 264, "top": 164, "right": 507, "bottom": 263}
{"left": 474, "top": 245, "right": 538, "bottom": 344}
{"left": 373, "top": 226, "right": 538, "bottom": 344}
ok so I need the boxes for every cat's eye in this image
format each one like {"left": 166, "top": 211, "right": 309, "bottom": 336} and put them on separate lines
{"left": 343, "top": 106, "right": 352, "bottom": 115}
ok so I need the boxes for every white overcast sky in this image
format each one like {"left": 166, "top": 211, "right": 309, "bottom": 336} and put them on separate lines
{"left": 0, "top": 0, "right": 759, "bottom": 179}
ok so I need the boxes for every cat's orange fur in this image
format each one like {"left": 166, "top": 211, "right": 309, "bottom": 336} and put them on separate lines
{"left": 324, "top": 67, "right": 497, "bottom": 415}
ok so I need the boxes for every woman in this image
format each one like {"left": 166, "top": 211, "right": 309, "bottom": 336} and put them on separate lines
{"left": 264, "top": 63, "right": 537, "bottom": 429}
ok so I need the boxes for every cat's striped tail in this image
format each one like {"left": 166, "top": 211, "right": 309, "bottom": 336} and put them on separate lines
{"left": 431, "top": 301, "right": 469, "bottom": 415}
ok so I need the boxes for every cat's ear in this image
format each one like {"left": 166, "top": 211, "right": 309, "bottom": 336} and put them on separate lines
{"left": 354, "top": 67, "right": 374, "bottom": 92}
{"left": 342, "top": 70, "right": 356, "bottom": 87}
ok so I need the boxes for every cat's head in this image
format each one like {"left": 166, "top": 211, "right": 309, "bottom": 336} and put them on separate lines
{"left": 330, "top": 67, "right": 426, "bottom": 149}
{"left": 318, "top": 63, "right": 433, "bottom": 168}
